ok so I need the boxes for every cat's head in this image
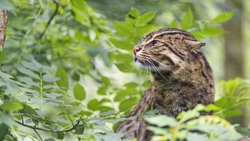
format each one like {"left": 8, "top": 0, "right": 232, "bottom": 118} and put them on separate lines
{"left": 133, "top": 28, "right": 206, "bottom": 73}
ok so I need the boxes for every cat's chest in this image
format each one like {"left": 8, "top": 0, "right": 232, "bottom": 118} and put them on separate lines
{"left": 148, "top": 84, "right": 196, "bottom": 116}
{"left": 148, "top": 84, "right": 176, "bottom": 108}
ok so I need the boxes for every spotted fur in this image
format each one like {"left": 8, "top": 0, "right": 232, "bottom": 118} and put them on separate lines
{"left": 116, "top": 28, "right": 214, "bottom": 141}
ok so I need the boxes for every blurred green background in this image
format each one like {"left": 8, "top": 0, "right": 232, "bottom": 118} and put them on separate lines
{"left": 0, "top": 0, "right": 250, "bottom": 140}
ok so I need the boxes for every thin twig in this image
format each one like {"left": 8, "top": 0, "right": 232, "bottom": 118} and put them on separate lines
{"left": 33, "top": 128, "right": 43, "bottom": 141}
{"left": 21, "top": 116, "right": 24, "bottom": 124}
{"left": 38, "top": 0, "right": 59, "bottom": 40}
{"left": 15, "top": 120, "right": 80, "bottom": 133}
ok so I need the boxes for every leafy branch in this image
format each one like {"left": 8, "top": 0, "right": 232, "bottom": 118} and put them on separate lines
{"left": 38, "top": 0, "right": 59, "bottom": 40}
{"left": 14, "top": 119, "right": 81, "bottom": 133}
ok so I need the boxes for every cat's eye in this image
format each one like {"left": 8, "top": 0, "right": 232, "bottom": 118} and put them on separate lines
{"left": 148, "top": 40, "right": 158, "bottom": 46}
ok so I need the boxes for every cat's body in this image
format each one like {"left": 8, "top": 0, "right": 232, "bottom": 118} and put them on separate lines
{"left": 116, "top": 28, "right": 214, "bottom": 141}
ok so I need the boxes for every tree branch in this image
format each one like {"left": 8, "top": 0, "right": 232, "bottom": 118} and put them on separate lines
{"left": 38, "top": 0, "right": 59, "bottom": 40}
{"left": 15, "top": 120, "right": 81, "bottom": 133}
{"left": 0, "top": 9, "right": 8, "bottom": 49}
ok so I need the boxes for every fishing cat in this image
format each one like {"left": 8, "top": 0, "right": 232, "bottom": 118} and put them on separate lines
{"left": 116, "top": 28, "right": 214, "bottom": 141}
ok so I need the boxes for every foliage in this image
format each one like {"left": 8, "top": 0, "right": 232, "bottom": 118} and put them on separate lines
{"left": 215, "top": 78, "right": 250, "bottom": 118}
{"left": 146, "top": 78, "right": 250, "bottom": 141}
{"left": 146, "top": 105, "right": 241, "bottom": 141}
{"left": 0, "top": 0, "right": 248, "bottom": 141}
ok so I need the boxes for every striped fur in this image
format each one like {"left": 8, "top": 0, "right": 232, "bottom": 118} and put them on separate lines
{"left": 116, "top": 28, "right": 214, "bottom": 141}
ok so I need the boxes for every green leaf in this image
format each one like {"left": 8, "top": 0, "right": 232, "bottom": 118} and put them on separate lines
{"left": 223, "top": 109, "right": 242, "bottom": 117}
{"left": 52, "top": 132, "right": 64, "bottom": 139}
{"left": 32, "top": 119, "right": 39, "bottom": 126}
{"left": 0, "top": 51, "right": 8, "bottom": 64}
{"left": 114, "top": 22, "right": 134, "bottom": 36}
{"left": 212, "top": 11, "right": 234, "bottom": 23}
{"left": 215, "top": 97, "right": 228, "bottom": 108}
{"left": 32, "top": 60, "right": 42, "bottom": 69}
{"left": 21, "top": 61, "right": 39, "bottom": 72}
{"left": 97, "top": 76, "right": 110, "bottom": 95}
{"left": 114, "top": 53, "right": 133, "bottom": 63}
{"left": 147, "top": 126, "right": 169, "bottom": 136}
{"left": 124, "top": 82, "right": 138, "bottom": 88}
{"left": 142, "top": 80, "right": 152, "bottom": 87}
{"left": 75, "top": 124, "right": 84, "bottom": 134}
{"left": 125, "top": 8, "right": 140, "bottom": 24}
{"left": 101, "top": 76, "right": 110, "bottom": 86}
{"left": 17, "top": 67, "right": 39, "bottom": 79}
{"left": 0, "top": 0, "right": 13, "bottom": 10}
{"left": 114, "top": 89, "right": 129, "bottom": 102}
{"left": 203, "top": 104, "right": 221, "bottom": 112}
{"left": 181, "top": 8, "right": 193, "bottom": 30}
{"left": 43, "top": 74, "right": 60, "bottom": 82}
{"left": 201, "top": 26, "right": 225, "bottom": 36}
{"left": 119, "top": 98, "right": 138, "bottom": 110}
{"left": 73, "top": 83, "right": 86, "bottom": 101}
{"left": 230, "top": 102, "right": 244, "bottom": 109}
{"left": 21, "top": 105, "right": 36, "bottom": 114}
{"left": 193, "top": 104, "right": 206, "bottom": 111}
{"left": 178, "top": 109, "right": 200, "bottom": 123}
{"left": 195, "top": 20, "right": 205, "bottom": 31}
{"left": 190, "top": 31, "right": 204, "bottom": 39}
{"left": 145, "top": 115, "right": 178, "bottom": 127}
{"left": 78, "top": 111, "right": 92, "bottom": 116}
{"left": 244, "top": 128, "right": 250, "bottom": 138}
{"left": 114, "top": 86, "right": 138, "bottom": 102}
{"left": 224, "top": 79, "right": 240, "bottom": 95}
{"left": 56, "top": 67, "right": 69, "bottom": 91}
{"left": 100, "top": 106, "right": 113, "bottom": 113}
{"left": 62, "top": 132, "right": 79, "bottom": 141}
{"left": 110, "top": 38, "right": 133, "bottom": 51}
{"left": 17, "top": 77, "right": 39, "bottom": 87}
{"left": 223, "top": 98, "right": 237, "bottom": 108}
{"left": 138, "top": 11, "right": 156, "bottom": 24}
{"left": 0, "top": 112, "right": 18, "bottom": 128}
{"left": 0, "top": 101, "right": 23, "bottom": 111}
{"left": 115, "top": 63, "right": 134, "bottom": 73}
{"left": 72, "top": 72, "right": 80, "bottom": 81}
{"left": 87, "top": 99, "right": 101, "bottom": 111}
{"left": 136, "top": 24, "right": 156, "bottom": 36}
{"left": 0, "top": 77, "right": 20, "bottom": 96}
{"left": 70, "top": 0, "right": 89, "bottom": 24}
{"left": 97, "top": 86, "right": 107, "bottom": 95}
{"left": 128, "top": 8, "right": 140, "bottom": 18}
{"left": 46, "top": 92, "right": 62, "bottom": 100}
{"left": 168, "top": 19, "right": 178, "bottom": 28}
{"left": 99, "top": 110, "right": 116, "bottom": 117}
{"left": 70, "top": 0, "right": 88, "bottom": 11}
{"left": 100, "top": 98, "right": 111, "bottom": 103}
{"left": 0, "top": 123, "right": 9, "bottom": 141}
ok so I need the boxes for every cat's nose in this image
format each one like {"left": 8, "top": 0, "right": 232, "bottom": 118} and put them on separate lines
{"left": 133, "top": 46, "right": 141, "bottom": 54}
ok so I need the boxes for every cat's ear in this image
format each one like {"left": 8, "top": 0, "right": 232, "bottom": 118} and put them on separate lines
{"left": 183, "top": 39, "right": 206, "bottom": 49}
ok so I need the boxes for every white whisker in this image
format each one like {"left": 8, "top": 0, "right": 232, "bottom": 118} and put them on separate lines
{"left": 146, "top": 59, "right": 169, "bottom": 81}
{"left": 150, "top": 58, "right": 178, "bottom": 78}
